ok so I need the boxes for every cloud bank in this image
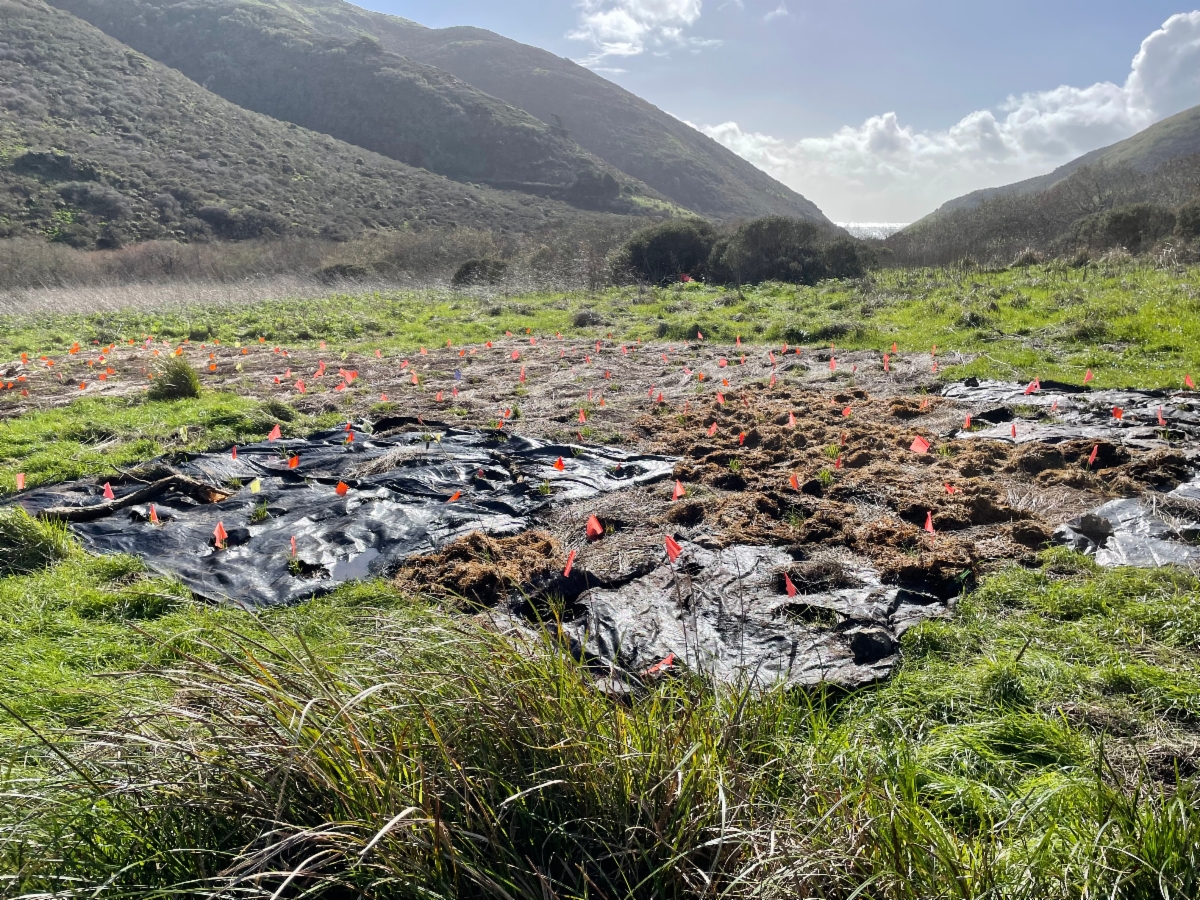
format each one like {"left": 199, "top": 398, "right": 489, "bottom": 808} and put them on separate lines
{"left": 697, "top": 12, "right": 1200, "bottom": 222}
{"left": 569, "top": 0, "right": 712, "bottom": 64}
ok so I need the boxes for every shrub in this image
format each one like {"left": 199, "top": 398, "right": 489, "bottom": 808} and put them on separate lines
{"left": 1076, "top": 203, "right": 1177, "bottom": 255}
{"left": 709, "top": 216, "right": 826, "bottom": 286}
{"left": 821, "top": 236, "right": 868, "bottom": 279}
{"left": 451, "top": 258, "right": 509, "bottom": 287}
{"left": 616, "top": 219, "right": 717, "bottom": 285}
{"left": 1177, "top": 200, "right": 1200, "bottom": 240}
{"left": 0, "top": 507, "right": 74, "bottom": 576}
{"left": 147, "top": 357, "right": 201, "bottom": 401}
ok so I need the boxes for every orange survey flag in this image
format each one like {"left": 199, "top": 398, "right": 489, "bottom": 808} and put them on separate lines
{"left": 1113, "top": 407, "right": 1124, "bottom": 420}
{"left": 1084, "top": 369, "right": 1094, "bottom": 384}
{"left": 1088, "top": 445, "right": 1099, "bottom": 468}
{"left": 672, "top": 480, "right": 686, "bottom": 501}
{"left": 148, "top": 504, "right": 159, "bottom": 524}
{"left": 586, "top": 515, "right": 603, "bottom": 540}
{"left": 335, "top": 482, "right": 349, "bottom": 497}
{"left": 787, "top": 412, "right": 796, "bottom": 428}
{"left": 578, "top": 409, "right": 587, "bottom": 423}
{"left": 784, "top": 573, "right": 798, "bottom": 598}
{"left": 924, "top": 511, "right": 935, "bottom": 534}
{"left": 15, "top": 473, "right": 25, "bottom": 491}
{"left": 707, "top": 422, "right": 718, "bottom": 437}
{"left": 287, "top": 456, "right": 300, "bottom": 469}
{"left": 553, "top": 457, "right": 566, "bottom": 471}
{"left": 447, "top": 490, "right": 462, "bottom": 503}
{"left": 789, "top": 473, "right": 800, "bottom": 491}
{"left": 665, "top": 535, "right": 683, "bottom": 563}
{"left": 563, "top": 549, "right": 577, "bottom": 577}
{"left": 1186, "top": 374, "right": 1195, "bottom": 389}
{"left": 910, "top": 435, "right": 931, "bottom": 454}
{"left": 103, "top": 483, "right": 115, "bottom": 500}
{"left": 268, "top": 424, "right": 281, "bottom": 441}
{"left": 213, "top": 521, "right": 228, "bottom": 548}
{"left": 231, "top": 446, "right": 238, "bottom": 460}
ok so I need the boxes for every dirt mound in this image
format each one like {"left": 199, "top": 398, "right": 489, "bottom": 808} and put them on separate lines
{"left": 395, "top": 530, "right": 562, "bottom": 605}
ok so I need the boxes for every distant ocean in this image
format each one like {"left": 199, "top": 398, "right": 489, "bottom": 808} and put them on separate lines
{"left": 837, "top": 223, "right": 909, "bottom": 240}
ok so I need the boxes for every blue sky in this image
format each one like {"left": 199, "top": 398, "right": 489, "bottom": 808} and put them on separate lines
{"left": 362, "top": 1, "right": 1200, "bottom": 221}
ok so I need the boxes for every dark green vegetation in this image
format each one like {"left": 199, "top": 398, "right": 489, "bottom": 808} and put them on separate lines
{"left": 4, "top": 259, "right": 1195, "bottom": 391}
{"left": 49, "top": 0, "right": 668, "bottom": 215}
{"left": 891, "top": 105, "right": 1200, "bottom": 266}
{"left": 138, "top": 0, "right": 828, "bottom": 222}
{"left": 618, "top": 217, "right": 867, "bottom": 286}
{"left": 0, "top": 0, "right": 607, "bottom": 248}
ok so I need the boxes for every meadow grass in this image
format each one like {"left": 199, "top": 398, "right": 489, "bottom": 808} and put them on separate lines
{"left": 0, "top": 535, "right": 1196, "bottom": 897}
{"left": 0, "top": 394, "right": 342, "bottom": 492}
{"left": 2, "top": 259, "right": 1198, "bottom": 390}
{"left": 1, "top": 260, "right": 1199, "bottom": 895}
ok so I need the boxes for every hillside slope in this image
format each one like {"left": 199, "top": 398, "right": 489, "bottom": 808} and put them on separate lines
{"left": 47, "top": 0, "right": 664, "bottom": 213}
{"left": 0, "top": 0, "right": 601, "bottom": 248}
{"left": 927, "top": 105, "right": 1200, "bottom": 218}
{"left": 122, "top": 0, "right": 829, "bottom": 224}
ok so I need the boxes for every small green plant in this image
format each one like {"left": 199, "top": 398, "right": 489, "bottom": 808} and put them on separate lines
{"left": 286, "top": 556, "right": 303, "bottom": 577}
{"left": 824, "top": 444, "right": 840, "bottom": 460}
{"left": 0, "top": 507, "right": 74, "bottom": 576}
{"left": 729, "top": 457, "right": 742, "bottom": 473}
{"left": 937, "top": 444, "right": 955, "bottom": 458}
{"left": 818, "top": 468, "right": 835, "bottom": 487}
{"left": 249, "top": 501, "right": 270, "bottom": 524}
{"left": 538, "top": 479, "right": 553, "bottom": 496}
{"left": 147, "top": 357, "right": 202, "bottom": 401}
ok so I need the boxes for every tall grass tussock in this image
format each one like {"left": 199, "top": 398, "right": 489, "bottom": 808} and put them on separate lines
{"left": 2, "top": 554, "right": 1200, "bottom": 898}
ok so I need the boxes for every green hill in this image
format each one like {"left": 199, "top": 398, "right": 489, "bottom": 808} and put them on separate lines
{"left": 925, "top": 105, "right": 1200, "bottom": 218}
{"left": 887, "top": 105, "right": 1200, "bottom": 265}
{"left": 58, "top": 0, "right": 827, "bottom": 223}
{"left": 0, "top": 0, "right": 610, "bottom": 248}
{"left": 46, "top": 0, "right": 672, "bottom": 214}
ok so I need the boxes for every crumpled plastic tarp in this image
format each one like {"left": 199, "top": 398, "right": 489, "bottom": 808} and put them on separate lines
{"left": 1053, "top": 476, "right": 1200, "bottom": 569}
{"left": 561, "top": 542, "right": 947, "bottom": 688}
{"left": 11, "top": 421, "right": 675, "bottom": 607}
{"left": 942, "top": 379, "right": 1200, "bottom": 449}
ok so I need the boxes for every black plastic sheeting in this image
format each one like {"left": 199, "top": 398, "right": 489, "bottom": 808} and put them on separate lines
{"left": 1054, "top": 475, "right": 1200, "bottom": 569}
{"left": 560, "top": 543, "right": 947, "bottom": 688}
{"left": 941, "top": 379, "right": 1199, "bottom": 570}
{"left": 943, "top": 379, "right": 1200, "bottom": 448}
{"left": 11, "top": 422, "right": 675, "bottom": 608}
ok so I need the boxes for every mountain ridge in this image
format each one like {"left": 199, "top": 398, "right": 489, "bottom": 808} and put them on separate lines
{"left": 47, "top": 0, "right": 673, "bottom": 215}
{"left": 921, "top": 105, "right": 1200, "bottom": 222}
{"left": 0, "top": 0, "right": 618, "bottom": 248}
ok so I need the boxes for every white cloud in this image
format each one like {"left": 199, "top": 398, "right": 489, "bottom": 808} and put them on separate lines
{"left": 696, "top": 11, "right": 1200, "bottom": 222}
{"left": 569, "top": 0, "right": 715, "bottom": 64}
{"left": 764, "top": 2, "right": 787, "bottom": 22}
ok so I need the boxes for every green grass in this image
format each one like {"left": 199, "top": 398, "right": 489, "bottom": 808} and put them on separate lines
{"left": 2, "top": 260, "right": 1199, "bottom": 895}
{"left": 0, "top": 393, "right": 341, "bottom": 493}
{"left": 3, "top": 259, "right": 1199, "bottom": 389}
{"left": 0, "top": 539, "right": 1196, "bottom": 896}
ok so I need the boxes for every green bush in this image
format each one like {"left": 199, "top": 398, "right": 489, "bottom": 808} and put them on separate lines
{"left": 616, "top": 219, "right": 717, "bottom": 285}
{"left": 1076, "top": 203, "right": 1177, "bottom": 254}
{"left": 451, "top": 258, "right": 509, "bottom": 287}
{"left": 1176, "top": 200, "right": 1200, "bottom": 240}
{"left": 147, "top": 357, "right": 202, "bottom": 401}
{"left": 0, "top": 507, "right": 74, "bottom": 576}
{"left": 709, "top": 216, "right": 827, "bottom": 286}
